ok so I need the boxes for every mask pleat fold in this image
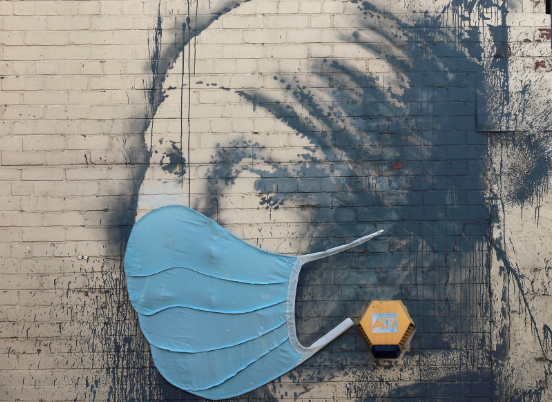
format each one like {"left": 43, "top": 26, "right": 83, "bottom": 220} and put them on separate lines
{"left": 124, "top": 205, "right": 297, "bottom": 283}
{"left": 150, "top": 323, "right": 290, "bottom": 392}
{"left": 127, "top": 267, "right": 288, "bottom": 315}
{"left": 137, "top": 301, "right": 287, "bottom": 353}
{"left": 191, "top": 340, "right": 303, "bottom": 400}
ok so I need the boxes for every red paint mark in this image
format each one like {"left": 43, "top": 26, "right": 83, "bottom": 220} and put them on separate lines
{"left": 535, "top": 60, "right": 546, "bottom": 71}
{"left": 523, "top": 39, "right": 532, "bottom": 43}
{"left": 538, "top": 29, "right": 551, "bottom": 40}
{"left": 392, "top": 162, "right": 403, "bottom": 170}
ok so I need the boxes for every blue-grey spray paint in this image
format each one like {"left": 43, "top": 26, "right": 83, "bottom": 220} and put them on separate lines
{"left": 225, "top": 0, "right": 549, "bottom": 400}
{"left": 88, "top": 1, "right": 255, "bottom": 401}
{"left": 94, "top": 0, "right": 552, "bottom": 400}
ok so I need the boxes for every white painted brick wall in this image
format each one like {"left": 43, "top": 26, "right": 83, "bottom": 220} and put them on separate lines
{"left": 1, "top": 0, "right": 552, "bottom": 401}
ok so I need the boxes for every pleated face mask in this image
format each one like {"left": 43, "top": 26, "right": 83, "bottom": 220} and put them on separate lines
{"left": 124, "top": 205, "right": 382, "bottom": 400}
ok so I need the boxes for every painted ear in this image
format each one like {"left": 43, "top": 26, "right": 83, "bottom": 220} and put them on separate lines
{"left": 297, "top": 229, "right": 384, "bottom": 265}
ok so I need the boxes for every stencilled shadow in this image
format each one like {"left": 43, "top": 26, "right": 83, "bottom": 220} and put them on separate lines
{"left": 198, "top": 0, "right": 551, "bottom": 400}
{"left": 97, "top": 0, "right": 552, "bottom": 400}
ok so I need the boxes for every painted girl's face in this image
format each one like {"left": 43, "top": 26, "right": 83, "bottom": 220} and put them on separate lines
{"left": 132, "top": 0, "right": 552, "bottom": 399}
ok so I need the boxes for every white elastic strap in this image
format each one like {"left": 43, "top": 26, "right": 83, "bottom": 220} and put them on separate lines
{"left": 288, "top": 229, "right": 384, "bottom": 362}
{"left": 297, "top": 318, "right": 355, "bottom": 364}
{"left": 297, "top": 229, "right": 384, "bottom": 265}
{"left": 309, "top": 318, "right": 354, "bottom": 351}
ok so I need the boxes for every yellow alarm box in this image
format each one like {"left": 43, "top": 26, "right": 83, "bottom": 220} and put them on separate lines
{"left": 357, "top": 300, "right": 415, "bottom": 359}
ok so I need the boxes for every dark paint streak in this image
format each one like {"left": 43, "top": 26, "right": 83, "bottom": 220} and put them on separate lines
{"left": 193, "top": 0, "right": 199, "bottom": 74}
{"left": 187, "top": 0, "right": 193, "bottom": 207}
{"left": 98, "top": 1, "right": 252, "bottom": 401}
{"left": 179, "top": 21, "right": 186, "bottom": 185}
{"left": 147, "top": 2, "right": 163, "bottom": 158}
{"left": 493, "top": 242, "right": 547, "bottom": 357}
{"left": 489, "top": 136, "right": 552, "bottom": 401}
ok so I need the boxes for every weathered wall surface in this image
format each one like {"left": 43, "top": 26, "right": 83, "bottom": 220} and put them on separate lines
{"left": 1, "top": 0, "right": 552, "bottom": 401}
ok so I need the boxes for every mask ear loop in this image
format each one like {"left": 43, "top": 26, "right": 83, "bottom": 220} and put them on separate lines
{"left": 297, "top": 230, "right": 385, "bottom": 265}
{"left": 287, "top": 230, "right": 384, "bottom": 362}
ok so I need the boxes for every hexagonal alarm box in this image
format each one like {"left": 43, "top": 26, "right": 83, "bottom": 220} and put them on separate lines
{"left": 357, "top": 300, "right": 415, "bottom": 359}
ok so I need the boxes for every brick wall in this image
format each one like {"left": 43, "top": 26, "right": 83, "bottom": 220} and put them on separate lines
{"left": 1, "top": 0, "right": 552, "bottom": 401}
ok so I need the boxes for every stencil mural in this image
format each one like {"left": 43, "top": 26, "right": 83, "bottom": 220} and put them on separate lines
{"left": 88, "top": 0, "right": 552, "bottom": 400}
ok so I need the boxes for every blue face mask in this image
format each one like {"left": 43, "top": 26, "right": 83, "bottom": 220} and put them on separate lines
{"left": 125, "top": 205, "right": 382, "bottom": 400}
